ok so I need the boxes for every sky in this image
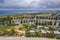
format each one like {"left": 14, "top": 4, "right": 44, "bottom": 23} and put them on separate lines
{"left": 0, "top": 0, "right": 60, "bottom": 14}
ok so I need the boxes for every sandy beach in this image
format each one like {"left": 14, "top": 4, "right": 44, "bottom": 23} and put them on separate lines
{"left": 0, "top": 37, "right": 58, "bottom": 40}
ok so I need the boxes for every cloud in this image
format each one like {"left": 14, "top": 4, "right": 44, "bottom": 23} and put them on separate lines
{"left": 0, "top": 0, "right": 60, "bottom": 10}
{"left": 3, "top": 0, "right": 45, "bottom": 7}
{"left": 0, "top": 0, "right": 5, "bottom": 3}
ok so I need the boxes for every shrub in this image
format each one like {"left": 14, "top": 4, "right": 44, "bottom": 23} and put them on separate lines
{"left": 45, "top": 32, "right": 55, "bottom": 38}
{"left": 56, "top": 35, "right": 60, "bottom": 39}
{"left": 30, "top": 24, "right": 37, "bottom": 29}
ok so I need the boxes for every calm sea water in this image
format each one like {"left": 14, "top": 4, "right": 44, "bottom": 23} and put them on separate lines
{"left": 0, "top": 10, "right": 58, "bottom": 15}
{"left": 0, "top": 10, "right": 42, "bottom": 15}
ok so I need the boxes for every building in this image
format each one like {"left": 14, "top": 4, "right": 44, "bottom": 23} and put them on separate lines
{"left": 0, "top": 13, "right": 60, "bottom": 27}
{"left": 11, "top": 13, "right": 60, "bottom": 27}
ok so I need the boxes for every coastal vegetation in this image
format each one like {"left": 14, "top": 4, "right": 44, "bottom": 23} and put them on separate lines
{"left": 0, "top": 12, "right": 60, "bottom": 39}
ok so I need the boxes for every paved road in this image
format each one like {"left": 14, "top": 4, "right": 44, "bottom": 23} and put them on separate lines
{"left": 0, "top": 37, "right": 58, "bottom": 40}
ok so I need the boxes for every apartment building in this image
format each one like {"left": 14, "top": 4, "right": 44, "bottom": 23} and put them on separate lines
{"left": 0, "top": 13, "right": 60, "bottom": 27}
{"left": 11, "top": 13, "right": 60, "bottom": 27}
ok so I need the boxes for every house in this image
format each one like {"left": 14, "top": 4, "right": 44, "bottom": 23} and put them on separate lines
{"left": 41, "top": 30, "right": 47, "bottom": 33}
{"left": 11, "top": 19, "right": 21, "bottom": 24}
{"left": 54, "top": 31, "right": 60, "bottom": 35}
{"left": 29, "top": 28, "right": 36, "bottom": 32}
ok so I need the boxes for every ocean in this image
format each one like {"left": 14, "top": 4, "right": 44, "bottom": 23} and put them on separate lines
{"left": 0, "top": 10, "right": 58, "bottom": 15}
{"left": 0, "top": 10, "right": 43, "bottom": 15}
